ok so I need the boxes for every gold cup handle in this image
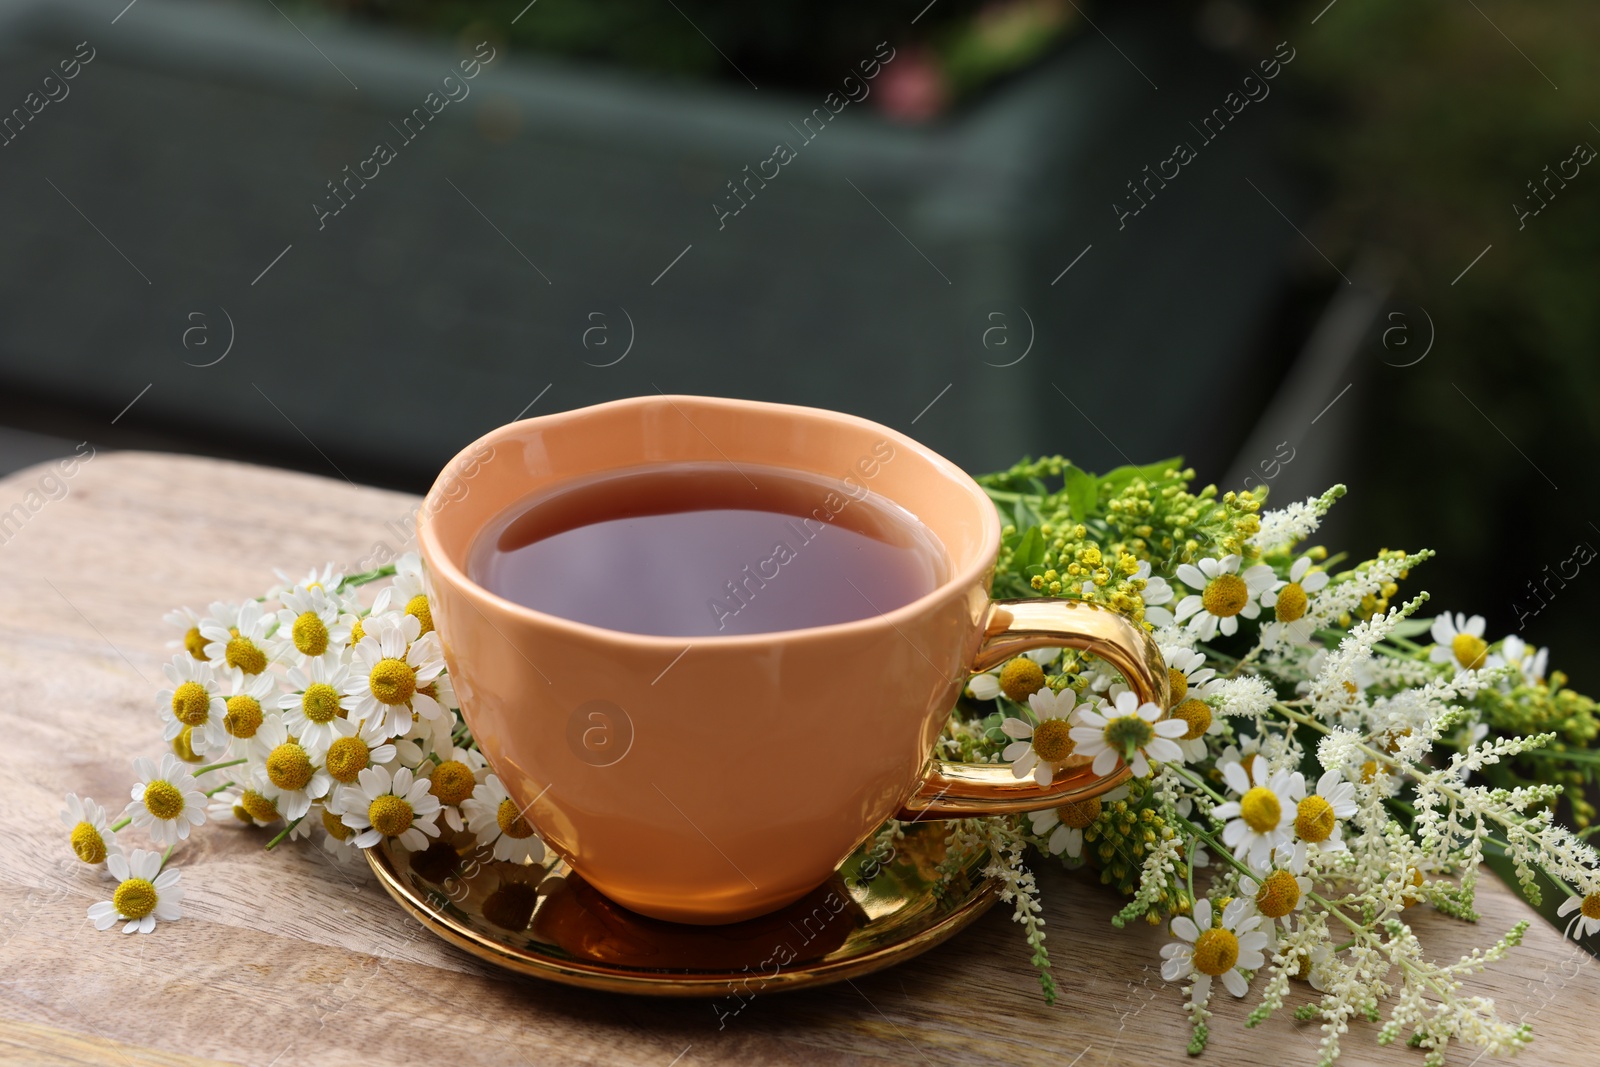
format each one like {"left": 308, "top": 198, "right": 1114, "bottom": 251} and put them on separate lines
{"left": 895, "top": 598, "right": 1170, "bottom": 820}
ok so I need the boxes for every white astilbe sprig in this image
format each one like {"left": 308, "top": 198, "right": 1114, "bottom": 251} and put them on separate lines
{"left": 1204, "top": 675, "right": 1277, "bottom": 729}
{"left": 1306, "top": 596, "right": 1429, "bottom": 727}
{"left": 981, "top": 819, "right": 1057, "bottom": 1002}
{"left": 1249, "top": 485, "right": 1346, "bottom": 552}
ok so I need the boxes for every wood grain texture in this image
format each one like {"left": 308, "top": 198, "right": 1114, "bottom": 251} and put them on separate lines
{"left": 1, "top": 451, "right": 1595, "bottom": 1067}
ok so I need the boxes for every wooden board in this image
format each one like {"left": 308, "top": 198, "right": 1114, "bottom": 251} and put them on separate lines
{"left": 1, "top": 451, "right": 1595, "bottom": 1067}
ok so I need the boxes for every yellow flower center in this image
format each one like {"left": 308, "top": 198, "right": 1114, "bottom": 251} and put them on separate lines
{"left": 1359, "top": 759, "right": 1380, "bottom": 783}
{"left": 301, "top": 683, "right": 341, "bottom": 724}
{"left": 1167, "top": 667, "right": 1188, "bottom": 705}
{"left": 1255, "top": 870, "right": 1301, "bottom": 918}
{"left": 1451, "top": 633, "right": 1488, "bottom": 670}
{"left": 999, "top": 658, "right": 1046, "bottom": 703}
{"left": 71, "top": 821, "right": 107, "bottom": 864}
{"left": 1201, "top": 573, "right": 1250, "bottom": 618}
{"left": 429, "top": 761, "right": 477, "bottom": 806}
{"left": 113, "top": 877, "right": 158, "bottom": 920}
{"left": 1054, "top": 796, "right": 1101, "bottom": 829}
{"left": 1191, "top": 927, "right": 1239, "bottom": 976}
{"left": 369, "top": 658, "right": 416, "bottom": 706}
{"left": 183, "top": 626, "right": 208, "bottom": 660}
{"left": 231, "top": 803, "right": 253, "bottom": 825}
{"left": 1274, "top": 582, "right": 1309, "bottom": 623}
{"left": 496, "top": 797, "right": 535, "bottom": 839}
{"left": 225, "top": 636, "right": 267, "bottom": 675}
{"left": 240, "top": 789, "right": 278, "bottom": 823}
{"left": 1031, "top": 718, "right": 1076, "bottom": 762}
{"left": 266, "top": 743, "right": 314, "bottom": 792}
{"left": 224, "top": 695, "right": 263, "bottom": 738}
{"left": 369, "top": 794, "right": 414, "bottom": 837}
{"left": 142, "top": 779, "right": 185, "bottom": 821}
{"left": 405, "top": 594, "right": 433, "bottom": 635}
{"left": 349, "top": 617, "right": 366, "bottom": 645}
{"left": 1582, "top": 892, "right": 1600, "bottom": 920}
{"left": 171, "top": 681, "right": 211, "bottom": 726}
{"left": 1171, "top": 698, "right": 1212, "bottom": 741}
{"left": 171, "top": 726, "right": 202, "bottom": 763}
{"left": 1102, "top": 714, "right": 1154, "bottom": 758}
{"left": 292, "top": 612, "right": 329, "bottom": 657}
{"left": 321, "top": 807, "right": 352, "bottom": 840}
{"left": 1239, "top": 786, "right": 1281, "bottom": 833}
{"left": 1296, "top": 795, "right": 1336, "bottom": 842}
{"left": 325, "top": 737, "right": 371, "bottom": 784}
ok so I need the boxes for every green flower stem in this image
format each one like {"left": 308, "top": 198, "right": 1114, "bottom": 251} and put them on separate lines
{"left": 159, "top": 845, "right": 175, "bottom": 870}
{"left": 194, "top": 757, "right": 247, "bottom": 776}
{"left": 1171, "top": 764, "right": 1228, "bottom": 805}
{"left": 203, "top": 781, "right": 235, "bottom": 798}
{"left": 109, "top": 816, "right": 131, "bottom": 832}
{"left": 264, "top": 817, "right": 303, "bottom": 851}
{"left": 343, "top": 564, "right": 398, "bottom": 588}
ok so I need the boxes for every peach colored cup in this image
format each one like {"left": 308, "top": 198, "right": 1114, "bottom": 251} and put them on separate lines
{"left": 418, "top": 395, "right": 1168, "bottom": 924}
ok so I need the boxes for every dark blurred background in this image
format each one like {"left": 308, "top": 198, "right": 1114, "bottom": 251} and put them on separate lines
{"left": 0, "top": 0, "right": 1593, "bottom": 677}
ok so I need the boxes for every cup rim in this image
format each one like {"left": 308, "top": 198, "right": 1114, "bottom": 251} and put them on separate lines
{"left": 417, "top": 394, "right": 1002, "bottom": 650}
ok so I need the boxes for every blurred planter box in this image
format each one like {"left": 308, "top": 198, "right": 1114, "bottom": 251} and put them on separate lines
{"left": 0, "top": 0, "right": 1297, "bottom": 484}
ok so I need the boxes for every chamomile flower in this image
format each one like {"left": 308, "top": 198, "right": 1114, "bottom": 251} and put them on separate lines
{"left": 965, "top": 648, "right": 1058, "bottom": 701}
{"left": 155, "top": 655, "right": 228, "bottom": 758}
{"left": 1429, "top": 613, "right": 1504, "bottom": 674}
{"left": 1160, "top": 897, "right": 1269, "bottom": 1003}
{"left": 1557, "top": 890, "right": 1600, "bottom": 941}
{"left": 337, "top": 764, "right": 441, "bottom": 852}
{"left": 88, "top": 849, "right": 182, "bottom": 934}
{"left": 199, "top": 600, "right": 277, "bottom": 676}
{"left": 1135, "top": 563, "right": 1176, "bottom": 627}
{"left": 372, "top": 552, "right": 433, "bottom": 635}
{"left": 215, "top": 667, "right": 277, "bottom": 756}
{"left": 320, "top": 715, "right": 399, "bottom": 790}
{"left": 61, "top": 793, "right": 120, "bottom": 874}
{"left": 425, "top": 745, "right": 489, "bottom": 831}
{"left": 1292, "top": 768, "right": 1358, "bottom": 854}
{"left": 272, "top": 562, "right": 346, "bottom": 600}
{"left": 1000, "top": 686, "right": 1085, "bottom": 787}
{"left": 1027, "top": 785, "right": 1129, "bottom": 859}
{"left": 1240, "top": 861, "right": 1311, "bottom": 931}
{"left": 278, "top": 656, "right": 354, "bottom": 752}
{"left": 206, "top": 786, "right": 267, "bottom": 828}
{"left": 1173, "top": 554, "right": 1276, "bottom": 639}
{"left": 1161, "top": 646, "right": 1217, "bottom": 706}
{"left": 1260, "top": 556, "right": 1329, "bottom": 644}
{"left": 1167, "top": 695, "right": 1223, "bottom": 763}
{"left": 1212, "top": 758, "right": 1298, "bottom": 869}
{"left": 248, "top": 714, "right": 331, "bottom": 821}
{"left": 1069, "top": 689, "right": 1186, "bottom": 778}
{"left": 124, "top": 755, "right": 207, "bottom": 847}
{"left": 345, "top": 613, "right": 446, "bottom": 738}
{"left": 462, "top": 774, "right": 546, "bottom": 864}
{"left": 1500, "top": 635, "right": 1550, "bottom": 687}
{"left": 275, "top": 584, "right": 354, "bottom": 663}
{"left": 163, "top": 606, "right": 210, "bottom": 661}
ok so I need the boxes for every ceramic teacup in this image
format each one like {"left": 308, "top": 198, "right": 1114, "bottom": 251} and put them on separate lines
{"left": 418, "top": 395, "right": 1167, "bottom": 923}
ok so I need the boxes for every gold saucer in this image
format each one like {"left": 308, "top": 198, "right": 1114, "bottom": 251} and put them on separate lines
{"left": 367, "top": 822, "right": 999, "bottom": 996}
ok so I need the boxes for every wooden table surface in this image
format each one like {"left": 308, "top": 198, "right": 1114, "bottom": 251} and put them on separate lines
{"left": 2, "top": 451, "right": 1595, "bottom": 1067}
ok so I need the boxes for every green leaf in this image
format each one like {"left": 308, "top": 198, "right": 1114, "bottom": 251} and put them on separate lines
{"left": 1015, "top": 525, "right": 1046, "bottom": 568}
{"left": 1063, "top": 465, "right": 1099, "bottom": 521}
